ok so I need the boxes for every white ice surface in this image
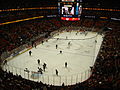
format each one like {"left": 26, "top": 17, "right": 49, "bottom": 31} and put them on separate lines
{"left": 4, "top": 31, "right": 103, "bottom": 86}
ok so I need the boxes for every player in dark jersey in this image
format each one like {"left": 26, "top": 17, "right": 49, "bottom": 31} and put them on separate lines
{"left": 65, "top": 62, "right": 67, "bottom": 68}
{"left": 29, "top": 51, "right": 32, "bottom": 56}
{"left": 43, "top": 63, "right": 47, "bottom": 72}
{"left": 37, "top": 59, "right": 40, "bottom": 65}
{"left": 56, "top": 69, "right": 58, "bottom": 76}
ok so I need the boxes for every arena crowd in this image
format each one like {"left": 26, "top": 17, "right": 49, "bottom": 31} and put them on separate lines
{"left": 0, "top": 9, "right": 120, "bottom": 90}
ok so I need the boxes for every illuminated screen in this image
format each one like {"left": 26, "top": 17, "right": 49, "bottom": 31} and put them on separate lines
{"left": 59, "top": 0, "right": 82, "bottom": 21}
{"left": 61, "top": 3, "right": 82, "bottom": 17}
{"left": 62, "top": 5, "right": 74, "bottom": 15}
{"left": 79, "top": 5, "right": 82, "bottom": 15}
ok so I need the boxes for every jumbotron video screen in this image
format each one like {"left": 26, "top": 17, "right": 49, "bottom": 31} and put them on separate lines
{"left": 58, "top": 0, "right": 82, "bottom": 21}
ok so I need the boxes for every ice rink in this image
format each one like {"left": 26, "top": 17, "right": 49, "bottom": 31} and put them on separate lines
{"left": 3, "top": 30, "right": 103, "bottom": 86}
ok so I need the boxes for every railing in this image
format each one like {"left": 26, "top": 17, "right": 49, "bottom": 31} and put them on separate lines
{"left": 3, "top": 64, "right": 91, "bottom": 86}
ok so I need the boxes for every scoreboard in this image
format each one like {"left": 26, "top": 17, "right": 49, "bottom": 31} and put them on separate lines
{"left": 58, "top": 0, "right": 82, "bottom": 21}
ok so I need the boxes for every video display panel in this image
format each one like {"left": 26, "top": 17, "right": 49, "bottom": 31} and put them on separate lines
{"left": 61, "top": 2, "right": 82, "bottom": 18}
{"left": 62, "top": 5, "right": 74, "bottom": 15}
{"left": 58, "top": 0, "right": 82, "bottom": 21}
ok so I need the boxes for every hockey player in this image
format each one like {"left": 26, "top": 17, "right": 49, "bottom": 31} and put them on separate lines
{"left": 56, "top": 44, "right": 58, "bottom": 49}
{"left": 68, "top": 41, "right": 71, "bottom": 46}
{"left": 60, "top": 50, "right": 62, "bottom": 54}
{"left": 37, "top": 59, "right": 40, "bottom": 65}
{"left": 65, "top": 62, "right": 67, "bottom": 68}
{"left": 46, "top": 40, "right": 48, "bottom": 42}
{"left": 66, "top": 36, "right": 68, "bottom": 39}
{"left": 41, "top": 41, "right": 44, "bottom": 45}
{"left": 34, "top": 42, "right": 37, "bottom": 48}
{"left": 43, "top": 63, "right": 47, "bottom": 72}
{"left": 38, "top": 67, "right": 43, "bottom": 74}
{"left": 95, "top": 40, "right": 97, "bottom": 43}
{"left": 55, "top": 69, "right": 58, "bottom": 76}
{"left": 57, "top": 38, "right": 59, "bottom": 40}
{"left": 4, "top": 60, "right": 7, "bottom": 65}
{"left": 24, "top": 68, "right": 30, "bottom": 73}
{"left": 76, "top": 32, "right": 78, "bottom": 35}
{"left": 29, "top": 51, "right": 31, "bottom": 55}
{"left": 90, "top": 66, "right": 93, "bottom": 72}
{"left": 85, "top": 31, "right": 88, "bottom": 36}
